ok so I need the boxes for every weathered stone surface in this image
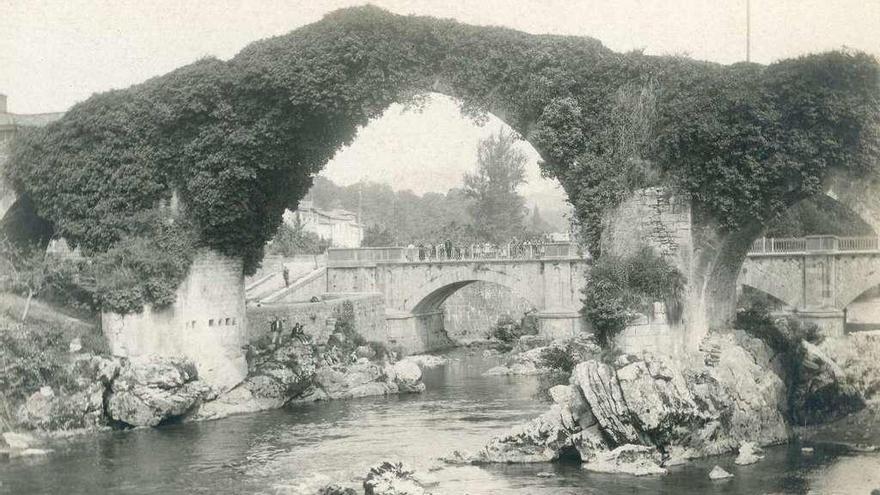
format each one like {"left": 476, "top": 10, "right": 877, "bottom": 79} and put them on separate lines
{"left": 709, "top": 465, "right": 733, "bottom": 480}
{"left": 548, "top": 385, "right": 574, "bottom": 405}
{"left": 476, "top": 404, "right": 584, "bottom": 463}
{"left": 734, "top": 441, "right": 764, "bottom": 465}
{"left": 400, "top": 354, "right": 447, "bottom": 369}
{"left": 15, "top": 355, "right": 119, "bottom": 432}
{"left": 571, "top": 360, "right": 643, "bottom": 445}
{"left": 791, "top": 341, "right": 865, "bottom": 425}
{"left": 582, "top": 444, "right": 667, "bottom": 476}
{"left": 2, "top": 432, "right": 36, "bottom": 449}
{"left": 392, "top": 360, "right": 424, "bottom": 393}
{"left": 615, "top": 355, "right": 708, "bottom": 445}
{"left": 363, "top": 461, "right": 431, "bottom": 495}
{"left": 475, "top": 335, "right": 793, "bottom": 470}
{"left": 820, "top": 331, "right": 880, "bottom": 401}
{"left": 107, "top": 357, "right": 209, "bottom": 427}
{"left": 687, "top": 335, "right": 790, "bottom": 455}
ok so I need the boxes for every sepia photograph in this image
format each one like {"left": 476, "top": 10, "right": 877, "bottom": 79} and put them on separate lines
{"left": 1, "top": 1, "right": 879, "bottom": 493}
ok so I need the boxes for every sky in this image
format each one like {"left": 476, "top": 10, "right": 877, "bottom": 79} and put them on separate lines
{"left": 2, "top": 1, "right": 879, "bottom": 216}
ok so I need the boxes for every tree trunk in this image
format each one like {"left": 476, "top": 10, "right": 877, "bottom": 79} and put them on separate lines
{"left": 21, "top": 288, "right": 33, "bottom": 323}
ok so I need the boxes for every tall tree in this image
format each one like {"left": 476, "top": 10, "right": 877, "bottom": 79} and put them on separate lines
{"left": 463, "top": 130, "right": 528, "bottom": 242}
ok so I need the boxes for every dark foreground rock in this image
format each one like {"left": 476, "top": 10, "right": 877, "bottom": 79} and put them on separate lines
{"left": 463, "top": 332, "right": 795, "bottom": 472}
{"left": 16, "top": 355, "right": 119, "bottom": 432}
{"left": 790, "top": 341, "right": 865, "bottom": 425}
{"left": 363, "top": 461, "right": 432, "bottom": 495}
{"left": 107, "top": 357, "right": 210, "bottom": 427}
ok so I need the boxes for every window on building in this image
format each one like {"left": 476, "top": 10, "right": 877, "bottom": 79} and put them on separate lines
{"left": 208, "top": 319, "right": 214, "bottom": 327}
{"left": 225, "top": 318, "right": 231, "bottom": 325}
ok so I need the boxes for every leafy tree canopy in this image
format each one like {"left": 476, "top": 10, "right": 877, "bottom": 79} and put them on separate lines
{"left": 5, "top": 5, "right": 879, "bottom": 312}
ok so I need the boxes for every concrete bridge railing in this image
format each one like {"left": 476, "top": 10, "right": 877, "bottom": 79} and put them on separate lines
{"left": 327, "top": 242, "right": 583, "bottom": 266}
{"left": 748, "top": 235, "right": 880, "bottom": 255}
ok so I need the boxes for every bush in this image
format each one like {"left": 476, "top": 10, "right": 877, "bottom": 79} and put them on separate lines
{"left": 583, "top": 246, "right": 684, "bottom": 347}
{"left": 539, "top": 346, "right": 576, "bottom": 374}
{"left": 489, "top": 314, "right": 537, "bottom": 345}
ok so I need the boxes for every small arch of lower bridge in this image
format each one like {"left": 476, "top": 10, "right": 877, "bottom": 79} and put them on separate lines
{"left": 404, "top": 268, "right": 544, "bottom": 315}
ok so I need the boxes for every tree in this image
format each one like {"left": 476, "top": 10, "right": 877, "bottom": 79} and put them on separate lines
{"left": 463, "top": 130, "right": 529, "bottom": 242}
{"left": 0, "top": 239, "right": 59, "bottom": 321}
{"left": 362, "top": 224, "right": 396, "bottom": 247}
{"left": 266, "top": 217, "right": 330, "bottom": 256}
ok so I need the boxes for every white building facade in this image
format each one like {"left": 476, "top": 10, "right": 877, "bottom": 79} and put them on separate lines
{"left": 283, "top": 200, "right": 364, "bottom": 248}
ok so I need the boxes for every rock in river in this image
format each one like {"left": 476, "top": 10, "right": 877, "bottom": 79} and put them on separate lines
{"left": 107, "top": 357, "right": 209, "bottom": 427}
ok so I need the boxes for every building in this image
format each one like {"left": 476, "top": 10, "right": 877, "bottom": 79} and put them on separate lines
{"left": 283, "top": 200, "right": 364, "bottom": 248}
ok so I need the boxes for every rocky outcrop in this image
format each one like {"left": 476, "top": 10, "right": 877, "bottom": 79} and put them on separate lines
{"left": 790, "top": 341, "right": 865, "bottom": 425}
{"left": 107, "top": 357, "right": 209, "bottom": 427}
{"left": 471, "top": 333, "right": 792, "bottom": 470}
{"left": 582, "top": 444, "right": 667, "bottom": 476}
{"left": 484, "top": 336, "right": 601, "bottom": 376}
{"left": 15, "top": 355, "right": 119, "bottom": 432}
{"left": 363, "top": 461, "right": 432, "bottom": 495}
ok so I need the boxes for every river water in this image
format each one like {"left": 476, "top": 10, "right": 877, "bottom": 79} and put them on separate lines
{"left": 1, "top": 349, "right": 878, "bottom": 494}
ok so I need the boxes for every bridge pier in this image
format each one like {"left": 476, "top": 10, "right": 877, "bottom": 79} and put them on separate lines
{"left": 534, "top": 309, "right": 585, "bottom": 340}
{"left": 384, "top": 309, "right": 452, "bottom": 353}
{"left": 796, "top": 309, "right": 846, "bottom": 338}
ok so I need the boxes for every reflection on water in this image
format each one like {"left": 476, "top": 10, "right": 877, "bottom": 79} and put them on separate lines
{"left": 1, "top": 349, "right": 878, "bottom": 494}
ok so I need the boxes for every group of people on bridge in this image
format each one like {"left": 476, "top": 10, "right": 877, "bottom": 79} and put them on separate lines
{"left": 403, "top": 235, "right": 572, "bottom": 262}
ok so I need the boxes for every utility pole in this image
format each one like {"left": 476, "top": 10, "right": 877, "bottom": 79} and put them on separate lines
{"left": 746, "top": 0, "right": 751, "bottom": 62}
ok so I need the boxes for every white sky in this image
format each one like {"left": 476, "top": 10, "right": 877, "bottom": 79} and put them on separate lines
{"left": 2, "top": 0, "right": 878, "bottom": 205}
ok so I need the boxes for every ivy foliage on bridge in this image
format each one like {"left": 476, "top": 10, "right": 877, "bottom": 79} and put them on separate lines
{"left": 4, "top": 6, "right": 879, "bottom": 313}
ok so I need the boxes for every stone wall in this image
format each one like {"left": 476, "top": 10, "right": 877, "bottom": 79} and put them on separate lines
{"left": 602, "top": 187, "right": 694, "bottom": 354}
{"left": 246, "top": 293, "right": 386, "bottom": 346}
{"left": 601, "top": 187, "right": 692, "bottom": 263}
{"left": 101, "top": 249, "right": 248, "bottom": 392}
{"left": 442, "top": 282, "right": 535, "bottom": 343}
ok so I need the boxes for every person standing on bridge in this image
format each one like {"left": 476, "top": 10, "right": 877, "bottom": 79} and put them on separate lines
{"left": 444, "top": 238, "right": 452, "bottom": 259}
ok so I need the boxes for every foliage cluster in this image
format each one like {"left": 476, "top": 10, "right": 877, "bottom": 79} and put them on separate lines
{"left": 6, "top": 6, "right": 878, "bottom": 312}
{"left": 489, "top": 314, "right": 538, "bottom": 344}
{"left": 583, "top": 246, "right": 684, "bottom": 347}
{"left": 763, "top": 195, "right": 875, "bottom": 238}
{"left": 266, "top": 217, "right": 331, "bottom": 256}
{"left": 0, "top": 311, "right": 107, "bottom": 429}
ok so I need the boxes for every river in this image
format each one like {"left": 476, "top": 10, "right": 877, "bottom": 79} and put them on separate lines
{"left": 1, "top": 349, "right": 878, "bottom": 494}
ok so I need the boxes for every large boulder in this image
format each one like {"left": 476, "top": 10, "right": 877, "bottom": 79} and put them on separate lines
{"left": 790, "top": 341, "right": 865, "bottom": 424}
{"left": 363, "top": 461, "right": 432, "bottom": 495}
{"left": 473, "top": 334, "right": 792, "bottom": 468}
{"left": 582, "top": 444, "right": 667, "bottom": 476}
{"left": 685, "top": 336, "right": 790, "bottom": 455}
{"left": 107, "top": 357, "right": 209, "bottom": 427}
{"left": 475, "top": 403, "right": 588, "bottom": 463}
{"left": 571, "top": 360, "right": 645, "bottom": 445}
{"left": 15, "top": 355, "right": 119, "bottom": 432}
{"left": 391, "top": 360, "right": 425, "bottom": 393}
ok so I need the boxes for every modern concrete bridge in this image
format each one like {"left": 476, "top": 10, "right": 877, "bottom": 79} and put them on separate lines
{"left": 740, "top": 235, "right": 880, "bottom": 335}
{"left": 266, "top": 243, "right": 591, "bottom": 342}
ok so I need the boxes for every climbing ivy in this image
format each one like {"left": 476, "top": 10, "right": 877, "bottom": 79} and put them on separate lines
{"left": 583, "top": 246, "right": 685, "bottom": 347}
{"left": 4, "top": 6, "right": 879, "bottom": 314}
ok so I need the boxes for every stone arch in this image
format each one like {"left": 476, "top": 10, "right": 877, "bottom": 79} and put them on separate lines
{"left": 405, "top": 266, "right": 543, "bottom": 314}
{"left": 738, "top": 256, "right": 804, "bottom": 309}
{"left": 836, "top": 260, "right": 880, "bottom": 309}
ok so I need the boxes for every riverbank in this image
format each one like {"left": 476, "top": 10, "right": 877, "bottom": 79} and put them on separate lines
{"left": 0, "top": 298, "right": 441, "bottom": 452}
{"left": 2, "top": 348, "right": 878, "bottom": 494}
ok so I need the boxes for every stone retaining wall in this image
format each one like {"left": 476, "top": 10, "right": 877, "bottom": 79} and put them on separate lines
{"left": 246, "top": 293, "right": 386, "bottom": 346}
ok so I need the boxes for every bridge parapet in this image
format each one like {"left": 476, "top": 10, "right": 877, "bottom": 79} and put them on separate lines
{"left": 747, "top": 235, "right": 880, "bottom": 256}
{"left": 327, "top": 242, "right": 584, "bottom": 267}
